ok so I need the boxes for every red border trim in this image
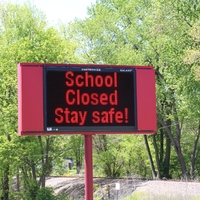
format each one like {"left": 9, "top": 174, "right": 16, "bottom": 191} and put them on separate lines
{"left": 136, "top": 68, "right": 157, "bottom": 132}
{"left": 18, "top": 63, "right": 44, "bottom": 135}
{"left": 18, "top": 63, "right": 156, "bottom": 136}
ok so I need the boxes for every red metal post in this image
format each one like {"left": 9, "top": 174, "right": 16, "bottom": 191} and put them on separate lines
{"left": 84, "top": 134, "right": 93, "bottom": 200}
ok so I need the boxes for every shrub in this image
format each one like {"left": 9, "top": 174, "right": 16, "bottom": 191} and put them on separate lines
{"left": 35, "top": 187, "right": 55, "bottom": 200}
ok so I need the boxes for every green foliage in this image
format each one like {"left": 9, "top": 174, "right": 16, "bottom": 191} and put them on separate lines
{"left": 0, "top": 1, "right": 79, "bottom": 199}
{"left": 93, "top": 135, "right": 151, "bottom": 178}
{"left": 35, "top": 187, "right": 55, "bottom": 200}
{"left": 123, "top": 191, "right": 146, "bottom": 200}
{"left": 125, "top": 192, "right": 200, "bottom": 200}
{"left": 1, "top": 0, "right": 200, "bottom": 199}
{"left": 69, "top": 0, "right": 200, "bottom": 180}
{"left": 56, "top": 194, "right": 71, "bottom": 200}
{"left": 23, "top": 179, "right": 39, "bottom": 200}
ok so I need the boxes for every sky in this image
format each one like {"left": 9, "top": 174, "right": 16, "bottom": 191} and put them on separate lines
{"left": 8, "top": 0, "right": 97, "bottom": 25}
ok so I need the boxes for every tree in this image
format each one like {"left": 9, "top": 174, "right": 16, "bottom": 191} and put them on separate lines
{"left": 69, "top": 0, "right": 200, "bottom": 179}
{"left": 67, "top": 135, "right": 84, "bottom": 174}
{"left": 183, "top": 20, "right": 200, "bottom": 179}
{"left": 93, "top": 135, "right": 151, "bottom": 178}
{"left": 0, "top": 2, "right": 78, "bottom": 198}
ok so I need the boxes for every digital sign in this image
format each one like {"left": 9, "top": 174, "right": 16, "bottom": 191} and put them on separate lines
{"left": 18, "top": 63, "right": 156, "bottom": 135}
{"left": 44, "top": 67, "right": 136, "bottom": 132}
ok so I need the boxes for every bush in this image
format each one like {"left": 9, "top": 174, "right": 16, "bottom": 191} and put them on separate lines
{"left": 35, "top": 187, "right": 55, "bottom": 200}
{"left": 23, "top": 180, "right": 40, "bottom": 200}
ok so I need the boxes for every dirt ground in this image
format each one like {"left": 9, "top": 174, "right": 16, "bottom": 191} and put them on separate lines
{"left": 46, "top": 177, "right": 142, "bottom": 199}
{"left": 46, "top": 177, "right": 200, "bottom": 199}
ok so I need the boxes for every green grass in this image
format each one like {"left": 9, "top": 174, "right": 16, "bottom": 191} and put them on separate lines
{"left": 123, "top": 191, "right": 146, "bottom": 200}
{"left": 123, "top": 191, "right": 200, "bottom": 200}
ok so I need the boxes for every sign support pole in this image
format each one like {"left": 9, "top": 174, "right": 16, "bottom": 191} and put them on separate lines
{"left": 84, "top": 134, "right": 93, "bottom": 200}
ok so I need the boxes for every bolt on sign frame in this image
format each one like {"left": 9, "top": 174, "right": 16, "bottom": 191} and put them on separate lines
{"left": 18, "top": 63, "right": 156, "bottom": 136}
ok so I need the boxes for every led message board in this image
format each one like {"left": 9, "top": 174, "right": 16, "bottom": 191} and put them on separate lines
{"left": 18, "top": 63, "right": 156, "bottom": 135}
{"left": 44, "top": 67, "right": 136, "bottom": 132}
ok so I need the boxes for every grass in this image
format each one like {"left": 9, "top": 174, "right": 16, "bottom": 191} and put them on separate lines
{"left": 123, "top": 191, "right": 200, "bottom": 200}
{"left": 123, "top": 191, "right": 146, "bottom": 200}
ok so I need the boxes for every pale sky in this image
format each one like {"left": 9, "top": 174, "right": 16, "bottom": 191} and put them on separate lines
{"left": 7, "top": 0, "right": 97, "bottom": 25}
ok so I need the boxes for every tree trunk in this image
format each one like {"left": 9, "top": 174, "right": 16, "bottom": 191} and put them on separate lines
{"left": 164, "top": 134, "right": 171, "bottom": 178}
{"left": 160, "top": 130, "right": 164, "bottom": 162}
{"left": 152, "top": 134, "right": 161, "bottom": 179}
{"left": 16, "top": 168, "right": 20, "bottom": 192}
{"left": 2, "top": 165, "right": 9, "bottom": 200}
{"left": 174, "top": 103, "right": 188, "bottom": 179}
{"left": 190, "top": 123, "right": 200, "bottom": 180}
{"left": 175, "top": 141, "right": 188, "bottom": 179}
{"left": 144, "top": 135, "right": 157, "bottom": 179}
{"left": 158, "top": 117, "right": 188, "bottom": 179}
{"left": 76, "top": 161, "right": 82, "bottom": 174}
{"left": 161, "top": 119, "right": 171, "bottom": 179}
{"left": 38, "top": 136, "right": 46, "bottom": 188}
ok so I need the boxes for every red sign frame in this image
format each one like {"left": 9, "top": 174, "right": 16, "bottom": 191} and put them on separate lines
{"left": 18, "top": 63, "right": 156, "bottom": 136}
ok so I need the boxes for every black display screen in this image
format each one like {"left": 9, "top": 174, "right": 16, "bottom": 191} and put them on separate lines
{"left": 44, "top": 66, "right": 136, "bottom": 132}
